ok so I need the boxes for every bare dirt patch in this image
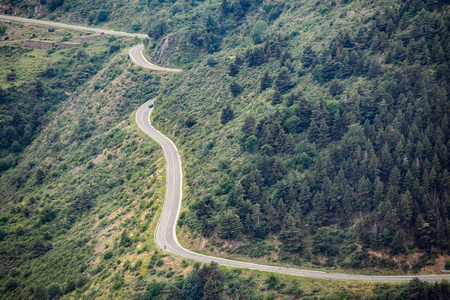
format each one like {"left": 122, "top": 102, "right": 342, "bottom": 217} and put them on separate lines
{"left": 92, "top": 152, "right": 106, "bottom": 165}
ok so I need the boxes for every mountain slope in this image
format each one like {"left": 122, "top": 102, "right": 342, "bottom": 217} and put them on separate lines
{"left": 0, "top": 25, "right": 173, "bottom": 298}
{"left": 0, "top": 17, "right": 430, "bottom": 300}
{"left": 1, "top": 0, "right": 450, "bottom": 298}
{"left": 146, "top": 0, "right": 450, "bottom": 274}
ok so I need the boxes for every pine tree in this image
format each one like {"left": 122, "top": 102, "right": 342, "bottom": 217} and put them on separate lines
{"left": 285, "top": 92, "right": 298, "bottom": 107}
{"left": 398, "top": 190, "right": 413, "bottom": 226}
{"left": 229, "top": 181, "right": 244, "bottom": 207}
{"left": 301, "top": 45, "right": 316, "bottom": 68}
{"left": 289, "top": 200, "right": 302, "bottom": 219}
{"left": 232, "top": 0, "right": 245, "bottom": 21}
{"left": 248, "top": 47, "right": 265, "bottom": 67}
{"left": 386, "top": 185, "right": 399, "bottom": 207}
{"left": 285, "top": 134, "right": 295, "bottom": 154}
{"left": 260, "top": 71, "right": 272, "bottom": 91}
{"left": 220, "top": 0, "right": 230, "bottom": 16}
{"left": 230, "top": 81, "right": 243, "bottom": 96}
{"left": 276, "top": 200, "right": 287, "bottom": 228}
{"left": 328, "top": 182, "right": 340, "bottom": 214}
{"left": 315, "top": 100, "right": 330, "bottom": 124}
{"left": 220, "top": 104, "right": 234, "bottom": 125}
{"left": 228, "top": 62, "right": 239, "bottom": 76}
{"left": 275, "top": 67, "right": 294, "bottom": 93}
{"left": 241, "top": 116, "right": 256, "bottom": 137}
{"left": 390, "top": 228, "right": 407, "bottom": 254}
{"left": 274, "top": 45, "right": 282, "bottom": 59}
{"left": 383, "top": 202, "right": 399, "bottom": 232}
{"left": 313, "top": 192, "right": 329, "bottom": 227}
{"left": 425, "top": 210, "right": 438, "bottom": 250}
{"left": 271, "top": 89, "right": 282, "bottom": 105}
{"left": 372, "top": 176, "right": 384, "bottom": 207}
{"left": 206, "top": 14, "right": 219, "bottom": 34}
{"left": 243, "top": 213, "right": 252, "bottom": 234}
{"left": 184, "top": 264, "right": 204, "bottom": 300}
{"left": 389, "top": 166, "right": 401, "bottom": 187}
{"left": 357, "top": 176, "right": 371, "bottom": 211}
{"left": 404, "top": 170, "right": 414, "bottom": 192}
{"left": 380, "top": 143, "right": 394, "bottom": 181}
{"left": 332, "top": 109, "right": 346, "bottom": 140}
{"left": 251, "top": 203, "right": 263, "bottom": 225}
{"left": 218, "top": 210, "right": 242, "bottom": 240}
{"left": 317, "top": 118, "right": 331, "bottom": 146}
{"left": 307, "top": 119, "right": 320, "bottom": 143}
{"left": 368, "top": 151, "right": 381, "bottom": 182}
{"left": 201, "top": 262, "right": 222, "bottom": 300}
{"left": 197, "top": 196, "right": 215, "bottom": 237}
{"left": 270, "top": 118, "right": 287, "bottom": 153}
{"left": 298, "top": 182, "right": 312, "bottom": 213}
{"left": 312, "top": 227, "right": 334, "bottom": 257}
{"left": 342, "top": 189, "right": 354, "bottom": 216}
{"left": 278, "top": 214, "right": 304, "bottom": 253}
{"left": 247, "top": 182, "right": 260, "bottom": 203}
{"left": 296, "top": 97, "right": 312, "bottom": 130}
{"left": 263, "top": 199, "right": 280, "bottom": 233}
{"left": 245, "top": 135, "right": 257, "bottom": 152}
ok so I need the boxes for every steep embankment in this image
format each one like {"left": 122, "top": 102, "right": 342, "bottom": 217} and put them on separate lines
{"left": 136, "top": 98, "right": 450, "bottom": 282}
{"left": 145, "top": 0, "right": 450, "bottom": 275}
{"left": 0, "top": 17, "right": 394, "bottom": 300}
{"left": 0, "top": 22, "right": 177, "bottom": 299}
{"left": 2, "top": 0, "right": 450, "bottom": 297}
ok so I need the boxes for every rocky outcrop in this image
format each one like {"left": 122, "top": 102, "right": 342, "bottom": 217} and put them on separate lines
{"left": 151, "top": 33, "right": 187, "bottom": 65}
{"left": 153, "top": 37, "right": 170, "bottom": 62}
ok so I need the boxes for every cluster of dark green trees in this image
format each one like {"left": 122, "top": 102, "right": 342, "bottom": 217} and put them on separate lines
{"left": 141, "top": 261, "right": 300, "bottom": 299}
{"left": 186, "top": 0, "right": 450, "bottom": 267}
{"left": 139, "top": 261, "right": 450, "bottom": 300}
{"left": 4, "top": 275, "right": 88, "bottom": 300}
{"left": 373, "top": 278, "right": 450, "bottom": 300}
{"left": 141, "top": 262, "right": 223, "bottom": 300}
{"left": 0, "top": 45, "right": 115, "bottom": 172}
{"left": 149, "top": 0, "right": 284, "bottom": 55}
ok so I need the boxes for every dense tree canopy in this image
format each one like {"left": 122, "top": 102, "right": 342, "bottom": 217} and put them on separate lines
{"left": 178, "top": 0, "right": 450, "bottom": 271}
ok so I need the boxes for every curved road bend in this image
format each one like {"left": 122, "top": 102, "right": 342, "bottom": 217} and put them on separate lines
{"left": 129, "top": 44, "right": 182, "bottom": 72}
{"left": 8, "top": 15, "right": 448, "bottom": 282}
{"left": 135, "top": 98, "right": 450, "bottom": 282}
{"left": 0, "top": 14, "right": 148, "bottom": 38}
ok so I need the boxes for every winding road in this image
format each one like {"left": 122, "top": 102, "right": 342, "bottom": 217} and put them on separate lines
{"left": 5, "top": 14, "right": 450, "bottom": 282}
{"left": 131, "top": 52, "right": 450, "bottom": 283}
{"left": 135, "top": 99, "right": 450, "bottom": 283}
{"left": 130, "top": 44, "right": 182, "bottom": 72}
{"left": 0, "top": 14, "right": 147, "bottom": 38}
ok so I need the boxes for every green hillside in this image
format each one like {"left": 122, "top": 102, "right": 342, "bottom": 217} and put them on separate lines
{"left": 0, "top": 22, "right": 174, "bottom": 299}
{"left": 143, "top": 0, "right": 450, "bottom": 274}
{"left": 1, "top": 0, "right": 450, "bottom": 299}
{"left": 0, "top": 12, "right": 393, "bottom": 300}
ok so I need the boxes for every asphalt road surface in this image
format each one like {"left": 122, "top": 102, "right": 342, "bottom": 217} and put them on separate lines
{"left": 135, "top": 99, "right": 450, "bottom": 282}
{"left": 6, "top": 14, "right": 449, "bottom": 282}
{"left": 0, "top": 14, "right": 148, "bottom": 38}
{"left": 129, "top": 44, "right": 182, "bottom": 72}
